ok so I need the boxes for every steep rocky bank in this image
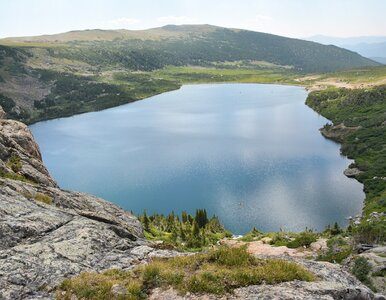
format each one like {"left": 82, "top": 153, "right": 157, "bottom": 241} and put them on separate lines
{"left": 0, "top": 107, "right": 383, "bottom": 299}
{"left": 0, "top": 110, "right": 180, "bottom": 299}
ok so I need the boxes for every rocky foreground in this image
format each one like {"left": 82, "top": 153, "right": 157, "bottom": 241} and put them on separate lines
{"left": 0, "top": 108, "right": 383, "bottom": 299}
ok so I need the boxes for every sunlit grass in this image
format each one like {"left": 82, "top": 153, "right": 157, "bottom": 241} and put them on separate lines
{"left": 152, "top": 66, "right": 299, "bottom": 85}
{"left": 57, "top": 246, "right": 315, "bottom": 299}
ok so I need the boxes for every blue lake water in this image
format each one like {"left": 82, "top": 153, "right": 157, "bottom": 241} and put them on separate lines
{"left": 30, "top": 84, "right": 364, "bottom": 234}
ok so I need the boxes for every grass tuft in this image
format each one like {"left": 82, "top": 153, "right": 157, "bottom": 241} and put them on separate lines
{"left": 34, "top": 192, "right": 53, "bottom": 205}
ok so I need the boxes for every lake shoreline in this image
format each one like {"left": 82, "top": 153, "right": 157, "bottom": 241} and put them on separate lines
{"left": 30, "top": 83, "right": 364, "bottom": 234}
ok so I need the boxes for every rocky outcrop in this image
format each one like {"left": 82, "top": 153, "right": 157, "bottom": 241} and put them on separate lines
{"left": 0, "top": 118, "right": 148, "bottom": 299}
{"left": 0, "top": 118, "right": 57, "bottom": 187}
{"left": 344, "top": 167, "right": 363, "bottom": 178}
{"left": 320, "top": 123, "right": 360, "bottom": 143}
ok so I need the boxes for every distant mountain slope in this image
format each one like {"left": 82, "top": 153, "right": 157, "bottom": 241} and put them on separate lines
{"left": 305, "top": 35, "right": 386, "bottom": 46}
{"left": 371, "top": 57, "right": 386, "bottom": 64}
{"left": 1, "top": 25, "right": 379, "bottom": 73}
{"left": 345, "top": 42, "right": 386, "bottom": 61}
{"left": 306, "top": 35, "right": 386, "bottom": 65}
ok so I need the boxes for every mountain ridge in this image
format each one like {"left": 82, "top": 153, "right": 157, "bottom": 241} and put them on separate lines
{"left": 0, "top": 24, "right": 222, "bottom": 42}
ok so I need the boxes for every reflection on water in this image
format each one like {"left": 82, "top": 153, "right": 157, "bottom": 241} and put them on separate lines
{"left": 30, "top": 84, "right": 364, "bottom": 234}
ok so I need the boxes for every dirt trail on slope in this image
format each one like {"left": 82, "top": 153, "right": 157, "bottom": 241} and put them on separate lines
{"left": 221, "top": 238, "right": 327, "bottom": 258}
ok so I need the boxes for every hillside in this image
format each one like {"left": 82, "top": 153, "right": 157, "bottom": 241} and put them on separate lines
{"left": 1, "top": 25, "right": 378, "bottom": 73}
{"left": 306, "top": 85, "right": 386, "bottom": 239}
{"left": 0, "top": 25, "right": 380, "bottom": 123}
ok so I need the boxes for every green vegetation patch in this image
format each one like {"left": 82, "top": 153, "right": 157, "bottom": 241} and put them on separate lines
{"left": 0, "top": 153, "right": 36, "bottom": 183}
{"left": 317, "top": 236, "right": 352, "bottom": 263}
{"left": 139, "top": 209, "right": 232, "bottom": 251}
{"left": 306, "top": 85, "right": 386, "bottom": 244}
{"left": 320, "top": 66, "right": 386, "bottom": 85}
{"left": 351, "top": 257, "right": 376, "bottom": 291}
{"left": 0, "top": 171, "right": 31, "bottom": 183}
{"left": 263, "top": 229, "right": 318, "bottom": 248}
{"left": 239, "top": 227, "right": 264, "bottom": 242}
{"left": 25, "top": 69, "right": 180, "bottom": 124}
{"left": 153, "top": 66, "right": 298, "bottom": 85}
{"left": 6, "top": 153, "right": 22, "bottom": 173}
{"left": 286, "top": 230, "right": 318, "bottom": 248}
{"left": 0, "top": 93, "right": 16, "bottom": 113}
{"left": 57, "top": 246, "right": 315, "bottom": 299}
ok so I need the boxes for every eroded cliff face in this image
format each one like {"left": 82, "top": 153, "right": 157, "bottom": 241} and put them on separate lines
{"left": 0, "top": 109, "right": 151, "bottom": 299}
{"left": 0, "top": 118, "right": 56, "bottom": 187}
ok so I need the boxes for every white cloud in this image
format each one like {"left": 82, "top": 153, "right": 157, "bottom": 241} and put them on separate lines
{"left": 156, "top": 15, "right": 197, "bottom": 24}
{"left": 108, "top": 17, "right": 141, "bottom": 27}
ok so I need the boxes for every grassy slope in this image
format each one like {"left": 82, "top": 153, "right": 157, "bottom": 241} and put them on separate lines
{"left": 1, "top": 25, "right": 378, "bottom": 73}
{"left": 57, "top": 246, "right": 314, "bottom": 299}
{"left": 299, "top": 65, "right": 386, "bottom": 89}
{"left": 152, "top": 65, "right": 299, "bottom": 84}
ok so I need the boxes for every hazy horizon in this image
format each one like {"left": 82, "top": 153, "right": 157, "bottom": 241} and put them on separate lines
{"left": 1, "top": 0, "right": 386, "bottom": 39}
{"left": 2, "top": 24, "right": 386, "bottom": 40}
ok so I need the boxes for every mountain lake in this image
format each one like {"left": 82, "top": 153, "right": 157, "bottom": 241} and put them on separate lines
{"left": 30, "top": 84, "right": 364, "bottom": 234}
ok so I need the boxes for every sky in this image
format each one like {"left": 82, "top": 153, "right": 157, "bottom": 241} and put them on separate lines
{"left": 1, "top": 0, "right": 386, "bottom": 39}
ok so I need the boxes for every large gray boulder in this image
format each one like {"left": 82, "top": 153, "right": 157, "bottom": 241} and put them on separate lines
{"left": 0, "top": 119, "right": 57, "bottom": 186}
{"left": 0, "top": 178, "right": 146, "bottom": 299}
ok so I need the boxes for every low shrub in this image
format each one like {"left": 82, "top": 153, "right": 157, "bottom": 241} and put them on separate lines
{"left": 317, "top": 236, "right": 352, "bottom": 263}
{"left": 351, "top": 256, "right": 376, "bottom": 291}
{"left": 6, "top": 153, "right": 22, "bottom": 172}
{"left": 239, "top": 227, "right": 263, "bottom": 242}
{"left": 287, "top": 230, "right": 318, "bottom": 248}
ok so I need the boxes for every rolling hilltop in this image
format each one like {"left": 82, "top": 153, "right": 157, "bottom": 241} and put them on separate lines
{"left": 1, "top": 25, "right": 378, "bottom": 72}
{"left": 0, "top": 24, "right": 380, "bottom": 123}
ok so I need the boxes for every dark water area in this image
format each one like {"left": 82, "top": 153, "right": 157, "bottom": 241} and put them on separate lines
{"left": 31, "top": 84, "right": 364, "bottom": 234}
